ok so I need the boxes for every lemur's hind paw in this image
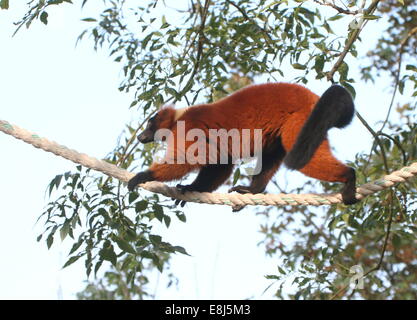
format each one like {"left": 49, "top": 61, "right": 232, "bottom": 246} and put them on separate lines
{"left": 173, "top": 184, "right": 202, "bottom": 208}
{"left": 228, "top": 185, "right": 253, "bottom": 194}
{"left": 171, "top": 198, "right": 187, "bottom": 208}
{"left": 342, "top": 191, "right": 359, "bottom": 205}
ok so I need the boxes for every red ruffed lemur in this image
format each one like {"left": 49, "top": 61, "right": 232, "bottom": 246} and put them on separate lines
{"left": 128, "top": 83, "right": 358, "bottom": 206}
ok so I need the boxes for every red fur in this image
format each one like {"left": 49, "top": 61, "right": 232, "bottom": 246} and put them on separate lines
{"left": 155, "top": 107, "right": 177, "bottom": 130}
{"left": 149, "top": 83, "right": 351, "bottom": 185}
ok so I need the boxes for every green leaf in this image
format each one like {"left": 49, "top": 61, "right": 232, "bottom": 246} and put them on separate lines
{"left": 69, "top": 238, "right": 84, "bottom": 255}
{"left": 55, "top": 174, "right": 63, "bottom": 190}
{"left": 121, "top": 256, "right": 133, "bottom": 271}
{"left": 233, "top": 168, "right": 241, "bottom": 185}
{"left": 342, "top": 213, "right": 350, "bottom": 225}
{"left": 314, "top": 55, "right": 325, "bottom": 74}
{"left": 40, "top": 11, "right": 49, "bottom": 25}
{"left": 141, "top": 250, "right": 155, "bottom": 260}
{"left": 141, "top": 33, "right": 153, "bottom": 49}
{"left": 62, "top": 255, "right": 82, "bottom": 269}
{"left": 341, "top": 81, "right": 356, "bottom": 98}
{"left": 153, "top": 204, "right": 164, "bottom": 221}
{"left": 363, "top": 15, "right": 381, "bottom": 20}
{"left": 328, "top": 14, "right": 343, "bottom": 21}
{"left": 163, "top": 214, "right": 171, "bottom": 228}
{"left": 165, "top": 87, "right": 180, "bottom": 99}
{"left": 128, "top": 192, "right": 139, "bottom": 204}
{"left": 406, "top": 64, "right": 417, "bottom": 72}
{"left": 398, "top": 78, "right": 405, "bottom": 94}
{"left": 99, "top": 246, "right": 117, "bottom": 266}
{"left": 338, "top": 61, "right": 349, "bottom": 81}
{"left": 60, "top": 220, "right": 70, "bottom": 241}
{"left": 47, "top": 233, "right": 54, "bottom": 249}
{"left": 114, "top": 236, "right": 136, "bottom": 254}
{"left": 176, "top": 212, "right": 187, "bottom": 222}
{"left": 124, "top": 229, "right": 137, "bottom": 242}
{"left": 135, "top": 200, "right": 148, "bottom": 212}
{"left": 81, "top": 18, "right": 97, "bottom": 22}
{"left": 149, "top": 234, "right": 162, "bottom": 245}
{"left": 161, "top": 20, "right": 170, "bottom": 29}
{"left": 94, "top": 259, "right": 103, "bottom": 275}
{"left": 0, "top": 0, "right": 9, "bottom": 9}
{"left": 292, "top": 63, "right": 306, "bottom": 70}
{"left": 392, "top": 233, "right": 401, "bottom": 249}
{"left": 173, "top": 245, "right": 190, "bottom": 256}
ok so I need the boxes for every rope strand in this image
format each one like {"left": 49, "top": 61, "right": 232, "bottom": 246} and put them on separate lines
{"left": 1, "top": 119, "right": 416, "bottom": 208}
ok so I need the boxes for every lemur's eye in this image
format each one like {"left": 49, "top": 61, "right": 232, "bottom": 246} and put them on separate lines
{"left": 148, "top": 116, "right": 157, "bottom": 126}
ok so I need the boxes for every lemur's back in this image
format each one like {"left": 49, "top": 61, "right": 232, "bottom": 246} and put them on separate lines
{"left": 189, "top": 82, "right": 320, "bottom": 132}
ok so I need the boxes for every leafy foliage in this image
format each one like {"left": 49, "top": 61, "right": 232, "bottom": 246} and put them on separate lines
{"left": 13, "top": 0, "right": 417, "bottom": 299}
{"left": 361, "top": 0, "right": 417, "bottom": 97}
{"left": 38, "top": 142, "right": 187, "bottom": 294}
{"left": 262, "top": 110, "right": 417, "bottom": 299}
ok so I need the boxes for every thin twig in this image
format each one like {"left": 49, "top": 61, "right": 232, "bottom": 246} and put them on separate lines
{"left": 313, "top": 0, "right": 359, "bottom": 15}
{"left": 225, "top": 0, "right": 274, "bottom": 45}
{"left": 326, "top": 0, "right": 381, "bottom": 82}
{"left": 362, "top": 26, "right": 417, "bottom": 172}
{"left": 117, "top": 0, "right": 211, "bottom": 183}
{"left": 102, "top": 109, "right": 158, "bottom": 186}
{"left": 355, "top": 111, "right": 389, "bottom": 173}
{"left": 376, "top": 132, "right": 408, "bottom": 166}
{"left": 330, "top": 189, "right": 394, "bottom": 300}
{"left": 179, "top": 0, "right": 210, "bottom": 98}
{"left": 379, "top": 26, "right": 417, "bottom": 132}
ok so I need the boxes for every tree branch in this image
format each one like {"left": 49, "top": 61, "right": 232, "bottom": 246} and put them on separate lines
{"left": 326, "top": 0, "right": 381, "bottom": 82}
{"left": 225, "top": 0, "right": 274, "bottom": 45}
{"left": 179, "top": 0, "right": 210, "bottom": 98}
{"left": 313, "top": 0, "right": 359, "bottom": 15}
{"left": 330, "top": 189, "right": 394, "bottom": 300}
{"left": 379, "top": 26, "right": 417, "bottom": 132}
{"left": 355, "top": 111, "right": 390, "bottom": 174}
{"left": 362, "top": 26, "right": 417, "bottom": 173}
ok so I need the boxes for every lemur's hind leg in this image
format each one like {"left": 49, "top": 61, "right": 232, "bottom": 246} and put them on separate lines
{"left": 229, "top": 137, "right": 286, "bottom": 195}
{"left": 228, "top": 137, "right": 286, "bottom": 212}
{"left": 297, "top": 148, "right": 358, "bottom": 205}
{"left": 280, "top": 112, "right": 358, "bottom": 205}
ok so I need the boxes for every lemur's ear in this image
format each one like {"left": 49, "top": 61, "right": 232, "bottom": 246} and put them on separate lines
{"left": 174, "top": 107, "right": 187, "bottom": 121}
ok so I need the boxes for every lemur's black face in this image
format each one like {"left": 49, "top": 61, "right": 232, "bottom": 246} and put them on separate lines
{"left": 138, "top": 115, "right": 157, "bottom": 144}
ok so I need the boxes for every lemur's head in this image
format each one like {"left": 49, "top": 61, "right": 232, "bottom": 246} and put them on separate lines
{"left": 137, "top": 106, "right": 187, "bottom": 143}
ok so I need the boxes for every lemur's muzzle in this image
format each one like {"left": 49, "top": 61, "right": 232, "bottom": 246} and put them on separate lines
{"left": 137, "top": 130, "right": 154, "bottom": 143}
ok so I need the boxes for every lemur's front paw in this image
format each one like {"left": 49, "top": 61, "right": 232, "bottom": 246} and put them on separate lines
{"left": 127, "top": 170, "right": 154, "bottom": 191}
{"left": 228, "top": 185, "right": 253, "bottom": 194}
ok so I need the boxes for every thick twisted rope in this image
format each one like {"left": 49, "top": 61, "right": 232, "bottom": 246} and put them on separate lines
{"left": 1, "top": 119, "right": 416, "bottom": 208}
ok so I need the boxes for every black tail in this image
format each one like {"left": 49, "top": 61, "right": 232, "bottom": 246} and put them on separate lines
{"left": 284, "top": 85, "right": 355, "bottom": 170}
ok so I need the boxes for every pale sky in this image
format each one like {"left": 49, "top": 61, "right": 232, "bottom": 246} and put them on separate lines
{"left": 0, "top": 2, "right": 396, "bottom": 299}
